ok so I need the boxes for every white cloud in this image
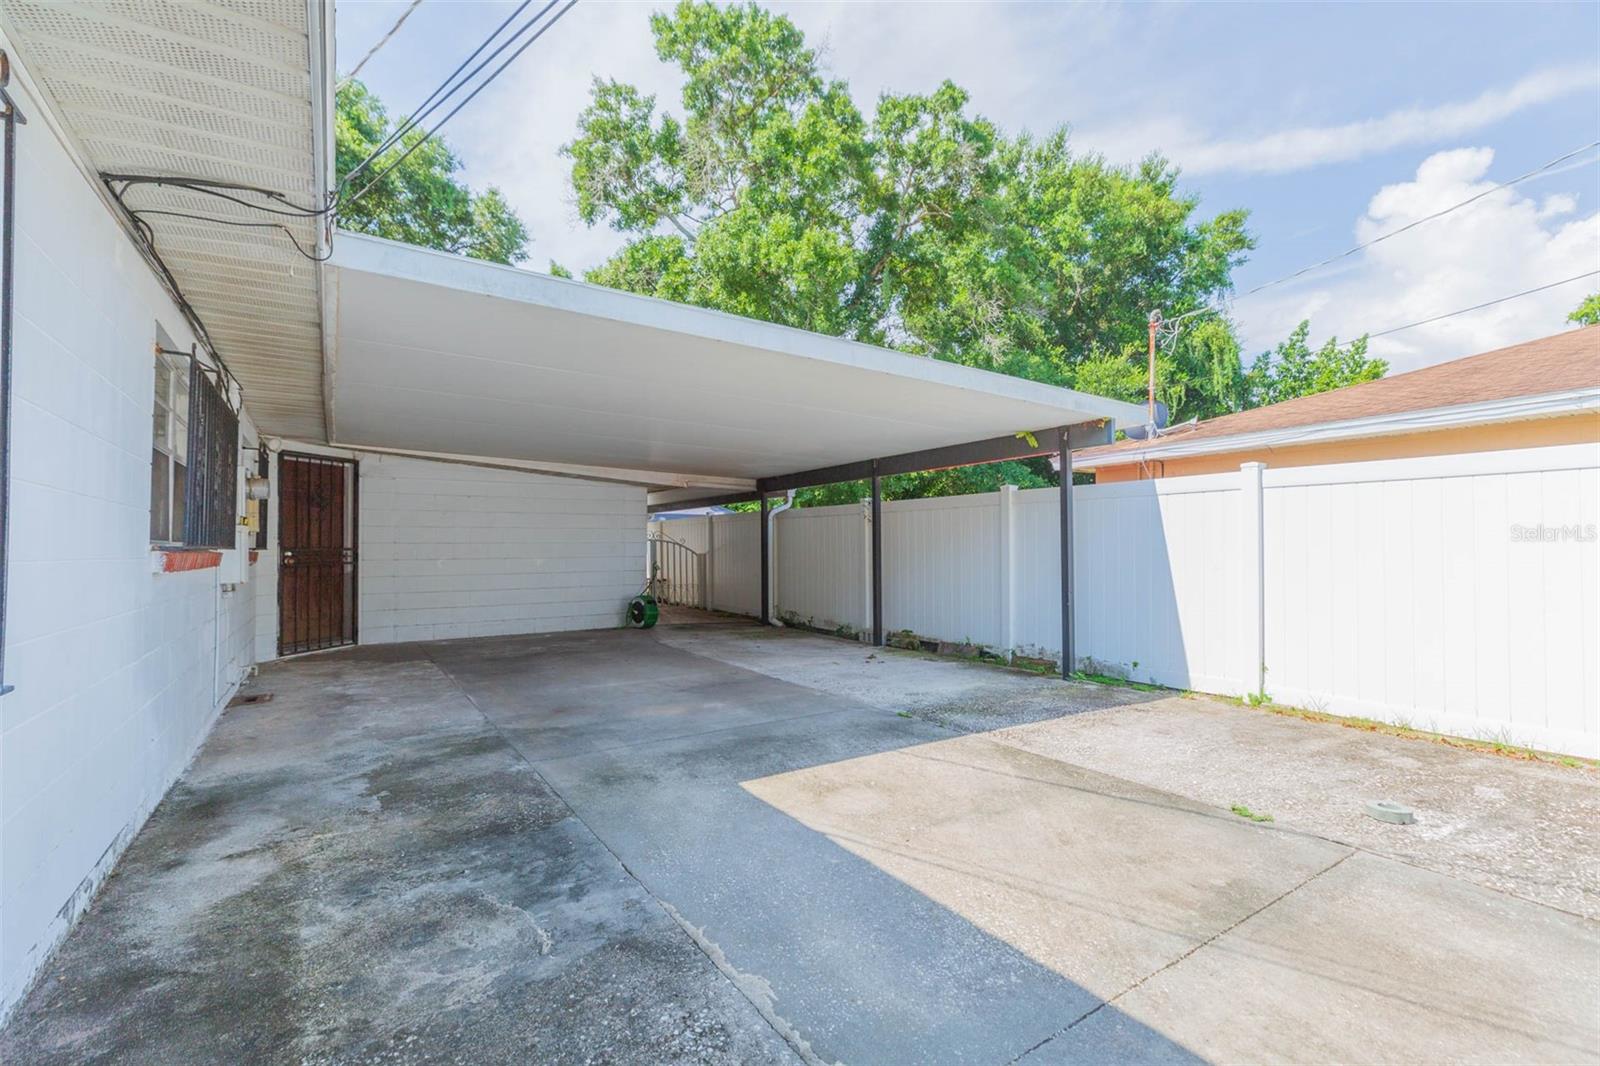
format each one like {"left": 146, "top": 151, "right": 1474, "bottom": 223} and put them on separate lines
{"left": 1235, "top": 147, "right": 1600, "bottom": 372}
{"left": 1085, "top": 65, "right": 1600, "bottom": 176}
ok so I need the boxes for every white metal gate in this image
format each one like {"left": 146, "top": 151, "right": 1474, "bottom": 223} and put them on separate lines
{"left": 647, "top": 531, "right": 707, "bottom": 608}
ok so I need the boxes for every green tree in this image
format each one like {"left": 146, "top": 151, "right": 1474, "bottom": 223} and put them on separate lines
{"left": 1244, "top": 321, "right": 1387, "bottom": 407}
{"left": 1568, "top": 292, "right": 1600, "bottom": 327}
{"left": 336, "top": 79, "right": 529, "bottom": 264}
{"left": 564, "top": 2, "right": 1256, "bottom": 500}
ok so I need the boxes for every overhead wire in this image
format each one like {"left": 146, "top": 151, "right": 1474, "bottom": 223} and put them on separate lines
{"left": 338, "top": 0, "right": 426, "bottom": 90}
{"left": 109, "top": 186, "right": 246, "bottom": 402}
{"left": 122, "top": 207, "right": 332, "bottom": 262}
{"left": 1364, "top": 271, "right": 1599, "bottom": 339}
{"left": 1233, "top": 139, "right": 1600, "bottom": 304}
{"left": 98, "top": 0, "right": 579, "bottom": 384}
{"left": 339, "top": 0, "right": 576, "bottom": 210}
{"left": 104, "top": 174, "right": 334, "bottom": 218}
{"left": 102, "top": 0, "right": 578, "bottom": 254}
{"left": 340, "top": 0, "right": 548, "bottom": 190}
{"left": 1160, "top": 138, "right": 1600, "bottom": 331}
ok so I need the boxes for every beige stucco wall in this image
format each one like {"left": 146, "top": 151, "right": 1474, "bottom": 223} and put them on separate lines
{"left": 1089, "top": 411, "right": 1600, "bottom": 482}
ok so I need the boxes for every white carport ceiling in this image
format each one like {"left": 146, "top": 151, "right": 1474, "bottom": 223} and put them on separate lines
{"left": 1, "top": 0, "right": 330, "bottom": 440}
{"left": 328, "top": 233, "right": 1147, "bottom": 486}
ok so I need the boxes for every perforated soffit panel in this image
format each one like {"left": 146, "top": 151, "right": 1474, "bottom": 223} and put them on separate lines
{"left": 4, "top": 0, "right": 327, "bottom": 440}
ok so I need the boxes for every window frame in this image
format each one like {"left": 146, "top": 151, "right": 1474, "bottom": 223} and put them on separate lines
{"left": 149, "top": 340, "right": 190, "bottom": 546}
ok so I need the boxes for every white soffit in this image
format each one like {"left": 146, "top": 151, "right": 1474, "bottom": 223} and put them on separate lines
{"left": 329, "top": 232, "right": 1147, "bottom": 483}
{"left": 2, "top": 0, "right": 329, "bottom": 440}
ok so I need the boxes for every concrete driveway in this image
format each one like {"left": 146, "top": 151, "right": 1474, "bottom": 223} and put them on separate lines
{"left": 3, "top": 625, "right": 1596, "bottom": 1064}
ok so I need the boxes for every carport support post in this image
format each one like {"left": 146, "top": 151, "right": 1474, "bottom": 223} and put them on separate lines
{"left": 1058, "top": 427, "right": 1075, "bottom": 678}
{"left": 703, "top": 513, "right": 715, "bottom": 609}
{"left": 871, "top": 463, "right": 883, "bottom": 646}
{"left": 759, "top": 492, "right": 771, "bottom": 624}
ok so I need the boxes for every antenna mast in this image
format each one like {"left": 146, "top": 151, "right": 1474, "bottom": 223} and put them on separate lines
{"left": 1146, "top": 309, "right": 1162, "bottom": 429}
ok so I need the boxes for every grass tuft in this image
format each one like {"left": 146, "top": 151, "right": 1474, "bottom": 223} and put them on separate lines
{"left": 1229, "top": 803, "right": 1274, "bottom": 823}
{"left": 1205, "top": 693, "right": 1598, "bottom": 771}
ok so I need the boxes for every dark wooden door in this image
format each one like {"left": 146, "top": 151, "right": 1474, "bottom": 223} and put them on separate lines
{"left": 278, "top": 454, "right": 358, "bottom": 655}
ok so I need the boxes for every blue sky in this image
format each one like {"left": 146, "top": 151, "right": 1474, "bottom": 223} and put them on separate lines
{"left": 335, "top": 1, "right": 1600, "bottom": 372}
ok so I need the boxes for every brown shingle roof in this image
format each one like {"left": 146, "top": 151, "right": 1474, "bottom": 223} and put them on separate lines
{"left": 1077, "top": 326, "right": 1600, "bottom": 464}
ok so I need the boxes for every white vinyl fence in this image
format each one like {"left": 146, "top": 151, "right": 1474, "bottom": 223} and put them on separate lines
{"left": 649, "top": 443, "right": 1599, "bottom": 756}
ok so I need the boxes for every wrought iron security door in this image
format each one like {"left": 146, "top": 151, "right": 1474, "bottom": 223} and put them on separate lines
{"left": 277, "top": 453, "right": 357, "bottom": 655}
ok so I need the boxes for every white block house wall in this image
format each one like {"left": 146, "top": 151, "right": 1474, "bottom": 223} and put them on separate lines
{"left": 0, "top": 64, "right": 261, "bottom": 1019}
{"left": 0, "top": 53, "right": 650, "bottom": 1020}
{"left": 254, "top": 451, "right": 646, "bottom": 655}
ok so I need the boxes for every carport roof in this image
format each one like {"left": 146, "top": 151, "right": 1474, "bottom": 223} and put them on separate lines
{"left": 326, "top": 232, "right": 1145, "bottom": 489}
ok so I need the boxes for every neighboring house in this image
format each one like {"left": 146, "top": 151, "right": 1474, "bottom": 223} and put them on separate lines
{"left": 1075, "top": 328, "right": 1600, "bottom": 481}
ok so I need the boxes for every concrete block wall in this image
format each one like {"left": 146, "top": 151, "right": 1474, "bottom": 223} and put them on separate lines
{"left": 0, "top": 59, "right": 258, "bottom": 1019}
{"left": 358, "top": 455, "right": 645, "bottom": 643}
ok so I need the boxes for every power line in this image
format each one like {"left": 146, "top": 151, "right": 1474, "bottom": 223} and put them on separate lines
{"left": 1238, "top": 139, "right": 1600, "bottom": 303}
{"left": 105, "top": 175, "right": 333, "bottom": 218}
{"left": 124, "top": 208, "right": 331, "bottom": 262}
{"left": 338, "top": 0, "right": 425, "bottom": 90}
{"left": 341, "top": 0, "right": 548, "bottom": 189}
{"left": 91, "top": 0, "right": 577, "bottom": 380}
{"left": 1164, "top": 138, "right": 1600, "bottom": 329}
{"left": 1365, "top": 271, "right": 1598, "bottom": 339}
{"left": 340, "top": 0, "right": 577, "bottom": 212}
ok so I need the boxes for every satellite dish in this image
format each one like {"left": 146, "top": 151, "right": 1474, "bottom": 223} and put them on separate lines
{"left": 1121, "top": 401, "right": 1170, "bottom": 441}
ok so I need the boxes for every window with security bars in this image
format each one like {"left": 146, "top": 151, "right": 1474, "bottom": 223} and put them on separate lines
{"left": 150, "top": 334, "right": 239, "bottom": 549}
{"left": 183, "top": 361, "right": 240, "bottom": 549}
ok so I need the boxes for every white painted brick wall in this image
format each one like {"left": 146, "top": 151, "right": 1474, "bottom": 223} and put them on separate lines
{"left": 0, "top": 61, "right": 257, "bottom": 1019}
{"left": 357, "top": 455, "right": 645, "bottom": 644}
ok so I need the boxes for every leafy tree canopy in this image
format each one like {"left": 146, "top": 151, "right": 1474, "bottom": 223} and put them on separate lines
{"left": 1243, "top": 321, "right": 1386, "bottom": 408}
{"left": 336, "top": 79, "right": 530, "bottom": 265}
{"left": 1569, "top": 292, "right": 1600, "bottom": 327}
{"left": 565, "top": 3, "right": 1383, "bottom": 502}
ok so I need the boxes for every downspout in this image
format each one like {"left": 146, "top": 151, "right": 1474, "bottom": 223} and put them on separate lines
{"left": 0, "top": 52, "right": 26, "bottom": 697}
{"left": 766, "top": 490, "right": 794, "bottom": 625}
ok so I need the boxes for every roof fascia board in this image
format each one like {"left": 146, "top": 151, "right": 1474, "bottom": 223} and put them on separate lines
{"left": 758, "top": 419, "right": 1113, "bottom": 494}
{"left": 648, "top": 491, "right": 760, "bottom": 513}
{"left": 330, "top": 231, "right": 1148, "bottom": 430}
{"left": 1075, "top": 387, "right": 1600, "bottom": 469}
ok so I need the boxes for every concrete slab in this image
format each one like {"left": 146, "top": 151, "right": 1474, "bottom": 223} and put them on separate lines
{"left": 1045, "top": 850, "right": 1600, "bottom": 1064}
{"left": 740, "top": 732, "right": 1350, "bottom": 1000}
{"left": 5, "top": 626, "right": 1596, "bottom": 1066}
{"left": 444, "top": 632, "right": 1200, "bottom": 1064}
{"left": 0, "top": 652, "right": 795, "bottom": 1066}
{"left": 426, "top": 630, "right": 860, "bottom": 760}
{"left": 988, "top": 698, "right": 1600, "bottom": 919}
{"left": 667, "top": 626, "right": 1600, "bottom": 919}
{"left": 656, "top": 625, "right": 1162, "bottom": 730}
{"left": 525, "top": 699, "right": 1163, "bottom": 1065}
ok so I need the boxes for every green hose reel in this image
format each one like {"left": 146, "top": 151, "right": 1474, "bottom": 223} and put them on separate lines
{"left": 626, "top": 593, "right": 659, "bottom": 628}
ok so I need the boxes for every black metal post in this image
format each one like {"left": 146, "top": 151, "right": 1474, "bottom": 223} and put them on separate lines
{"left": 758, "top": 492, "right": 771, "bottom": 624}
{"left": 0, "top": 65, "right": 25, "bottom": 698}
{"left": 870, "top": 463, "right": 883, "bottom": 646}
{"left": 1058, "top": 427, "right": 1074, "bottom": 679}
